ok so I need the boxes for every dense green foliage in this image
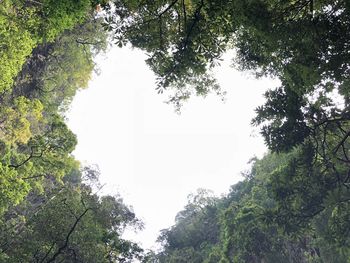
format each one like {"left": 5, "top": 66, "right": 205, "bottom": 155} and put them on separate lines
{"left": 0, "top": 15, "right": 106, "bottom": 217}
{"left": 103, "top": 1, "right": 349, "bottom": 261}
{"left": 0, "top": 0, "right": 101, "bottom": 93}
{"left": 106, "top": 0, "right": 350, "bottom": 107}
{"left": 1, "top": 0, "right": 349, "bottom": 262}
{"left": 0, "top": 1, "right": 145, "bottom": 262}
{"left": 0, "top": 168, "right": 144, "bottom": 262}
{"left": 149, "top": 154, "right": 350, "bottom": 262}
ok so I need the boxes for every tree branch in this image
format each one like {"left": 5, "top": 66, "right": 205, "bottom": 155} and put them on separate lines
{"left": 158, "top": 0, "right": 179, "bottom": 17}
{"left": 45, "top": 208, "right": 91, "bottom": 263}
{"left": 8, "top": 146, "right": 43, "bottom": 169}
{"left": 333, "top": 130, "right": 350, "bottom": 154}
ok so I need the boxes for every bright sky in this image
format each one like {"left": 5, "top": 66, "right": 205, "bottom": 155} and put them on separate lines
{"left": 66, "top": 46, "right": 279, "bottom": 250}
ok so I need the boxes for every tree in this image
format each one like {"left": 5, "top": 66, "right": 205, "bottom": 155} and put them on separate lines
{"left": 0, "top": 171, "right": 144, "bottom": 263}
{"left": 0, "top": 11, "right": 108, "bottom": 220}
{"left": 152, "top": 154, "right": 349, "bottom": 262}
{"left": 0, "top": 161, "right": 29, "bottom": 216}
{"left": 0, "top": 0, "right": 106, "bottom": 94}
{"left": 0, "top": 96, "right": 43, "bottom": 145}
{"left": 104, "top": 0, "right": 350, "bottom": 248}
{"left": 0, "top": 0, "right": 37, "bottom": 93}
{"left": 105, "top": 0, "right": 349, "bottom": 106}
{"left": 156, "top": 189, "right": 221, "bottom": 262}
{"left": 0, "top": 2, "right": 144, "bottom": 261}
{"left": 0, "top": 115, "right": 78, "bottom": 218}
{"left": 13, "top": 17, "right": 108, "bottom": 112}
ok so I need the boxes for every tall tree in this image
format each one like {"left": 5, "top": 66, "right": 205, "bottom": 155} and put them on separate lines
{"left": 105, "top": 0, "right": 350, "bottom": 107}
{"left": 151, "top": 154, "right": 349, "bottom": 262}
{"left": 0, "top": 168, "right": 144, "bottom": 263}
{"left": 104, "top": 0, "right": 350, "bottom": 245}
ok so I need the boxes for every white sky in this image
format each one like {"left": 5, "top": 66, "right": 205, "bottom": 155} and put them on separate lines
{"left": 66, "top": 46, "right": 279, "bottom": 250}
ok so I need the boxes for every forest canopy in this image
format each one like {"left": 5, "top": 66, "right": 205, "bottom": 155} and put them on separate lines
{"left": 0, "top": 0, "right": 349, "bottom": 262}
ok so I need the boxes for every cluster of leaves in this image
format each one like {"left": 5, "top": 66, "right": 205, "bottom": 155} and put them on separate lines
{"left": 0, "top": 0, "right": 37, "bottom": 93}
{"left": 0, "top": 1, "right": 109, "bottom": 213}
{"left": 104, "top": 1, "right": 350, "bottom": 260}
{"left": 104, "top": 0, "right": 231, "bottom": 109}
{"left": 0, "top": 0, "right": 103, "bottom": 93}
{"left": 13, "top": 17, "right": 108, "bottom": 112}
{"left": 105, "top": 0, "right": 350, "bottom": 107}
{"left": 0, "top": 2, "right": 146, "bottom": 262}
{"left": 149, "top": 154, "right": 350, "bottom": 262}
{"left": 1, "top": 0, "right": 349, "bottom": 261}
{"left": 0, "top": 166, "right": 144, "bottom": 263}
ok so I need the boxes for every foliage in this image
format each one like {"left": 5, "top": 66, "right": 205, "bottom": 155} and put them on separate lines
{"left": 0, "top": 115, "right": 78, "bottom": 216}
{"left": 0, "top": 1, "right": 149, "bottom": 262}
{"left": 0, "top": 161, "right": 29, "bottom": 216}
{"left": 38, "top": 0, "right": 95, "bottom": 41}
{"left": 155, "top": 189, "right": 221, "bottom": 262}
{"left": 153, "top": 154, "right": 350, "bottom": 262}
{"left": 0, "top": 0, "right": 148, "bottom": 260}
{"left": 0, "top": 168, "right": 144, "bottom": 262}
{"left": 1, "top": 0, "right": 350, "bottom": 261}
{"left": 0, "top": 0, "right": 103, "bottom": 94}
{"left": 0, "top": 0, "right": 37, "bottom": 93}
{"left": 105, "top": 0, "right": 349, "bottom": 107}
{"left": 0, "top": 96, "right": 43, "bottom": 145}
{"left": 14, "top": 17, "right": 108, "bottom": 112}
{"left": 103, "top": 2, "right": 350, "bottom": 261}
{"left": 0, "top": 1, "right": 109, "bottom": 218}
{"left": 105, "top": 3, "right": 350, "bottom": 236}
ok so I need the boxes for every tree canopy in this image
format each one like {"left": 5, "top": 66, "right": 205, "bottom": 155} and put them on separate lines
{"left": 0, "top": 2, "right": 144, "bottom": 262}
{"left": 0, "top": 0, "right": 349, "bottom": 262}
{"left": 105, "top": 0, "right": 350, "bottom": 107}
{"left": 104, "top": 2, "right": 350, "bottom": 260}
{"left": 149, "top": 154, "right": 350, "bottom": 262}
